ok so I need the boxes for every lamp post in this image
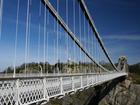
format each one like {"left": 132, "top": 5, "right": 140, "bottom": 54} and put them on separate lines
{"left": 39, "top": 65, "right": 42, "bottom": 76}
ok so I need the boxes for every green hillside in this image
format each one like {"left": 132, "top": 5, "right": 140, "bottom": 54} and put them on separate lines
{"left": 129, "top": 63, "right": 140, "bottom": 84}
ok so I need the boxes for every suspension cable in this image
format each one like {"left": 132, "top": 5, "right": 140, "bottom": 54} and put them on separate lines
{"left": 43, "top": 2, "right": 46, "bottom": 73}
{"left": 79, "top": 2, "right": 82, "bottom": 73}
{"left": 66, "top": 0, "right": 69, "bottom": 74}
{"left": 91, "top": 22, "right": 95, "bottom": 72}
{"left": 27, "top": 0, "right": 31, "bottom": 73}
{"left": 46, "top": 5, "right": 49, "bottom": 74}
{"left": 38, "top": 0, "right": 41, "bottom": 70}
{"left": 87, "top": 22, "right": 90, "bottom": 72}
{"left": 27, "top": 11, "right": 31, "bottom": 70}
{"left": 13, "top": 0, "right": 20, "bottom": 77}
{"left": 83, "top": 11, "right": 86, "bottom": 73}
{"left": 0, "top": 0, "right": 3, "bottom": 40}
{"left": 56, "top": 0, "right": 59, "bottom": 74}
{"left": 53, "top": 11, "right": 56, "bottom": 74}
{"left": 73, "top": 0, "right": 76, "bottom": 73}
{"left": 25, "top": 0, "right": 30, "bottom": 74}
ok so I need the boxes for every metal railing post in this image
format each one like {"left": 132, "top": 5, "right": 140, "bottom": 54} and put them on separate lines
{"left": 72, "top": 76, "right": 74, "bottom": 91}
{"left": 87, "top": 75, "right": 89, "bottom": 86}
{"left": 80, "top": 76, "right": 83, "bottom": 88}
{"left": 86, "top": 75, "right": 88, "bottom": 86}
{"left": 43, "top": 78, "right": 49, "bottom": 101}
{"left": 60, "top": 77, "right": 63, "bottom": 94}
{"left": 92, "top": 75, "right": 94, "bottom": 86}
{"left": 16, "top": 79, "right": 19, "bottom": 105}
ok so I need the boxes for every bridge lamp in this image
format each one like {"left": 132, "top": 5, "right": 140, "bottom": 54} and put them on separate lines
{"left": 39, "top": 65, "right": 43, "bottom": 76}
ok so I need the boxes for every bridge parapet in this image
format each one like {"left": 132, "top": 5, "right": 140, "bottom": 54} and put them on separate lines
{"left": 0, "top": 72, "right": 127, "bottom": 105}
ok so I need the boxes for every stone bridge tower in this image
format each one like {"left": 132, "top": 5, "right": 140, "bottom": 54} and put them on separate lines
{"left": 117, "top": 56, "right": 129, "bottom": 72}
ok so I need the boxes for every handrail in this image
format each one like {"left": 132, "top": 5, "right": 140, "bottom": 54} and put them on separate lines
{"left": 0, "top": 72, "right": 125, "bottom": 79}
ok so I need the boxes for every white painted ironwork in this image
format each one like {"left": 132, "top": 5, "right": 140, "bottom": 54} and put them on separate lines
{"left": 0, "top": 72, "right": 127, "bottom": 105}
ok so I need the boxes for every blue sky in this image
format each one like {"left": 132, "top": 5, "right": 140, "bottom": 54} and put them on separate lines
{"left": 86, "top": 0, "right": 140, "bottom": 64}
{"left": 0, "top": 0, "right": 140, "bottom": 71}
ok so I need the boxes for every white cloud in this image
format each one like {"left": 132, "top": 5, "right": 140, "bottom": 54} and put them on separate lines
{"left": 103, "top": 35, "right": 140, "bottom": 41}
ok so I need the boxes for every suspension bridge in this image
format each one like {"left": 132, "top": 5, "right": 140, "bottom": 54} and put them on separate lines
{"left": 0, "top": 0, "right": 127, "bottom": 105}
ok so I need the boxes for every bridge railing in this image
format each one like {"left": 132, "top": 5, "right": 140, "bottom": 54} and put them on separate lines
{"left": 0, "top": 72, "right": 127, "bottom": 105}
